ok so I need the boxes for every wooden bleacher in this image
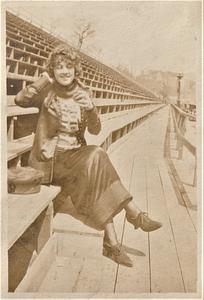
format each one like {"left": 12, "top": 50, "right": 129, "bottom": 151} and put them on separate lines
{"left": 6, "top": 11, "right": 158, "bottom": 101}
{"left": 5, "top": 10, "right": 166, "bottom": 293}
{"left": 9, "top": 106, "right": 197, "bottom": 295}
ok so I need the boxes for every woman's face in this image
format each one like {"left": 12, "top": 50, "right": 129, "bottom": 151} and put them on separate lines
{"left": 53, "top": 59, "right": 75, "bottom": 86}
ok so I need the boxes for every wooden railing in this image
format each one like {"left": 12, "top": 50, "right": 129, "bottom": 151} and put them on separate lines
{"left": 171, "top": 104, "right": 196, "bottom": 186}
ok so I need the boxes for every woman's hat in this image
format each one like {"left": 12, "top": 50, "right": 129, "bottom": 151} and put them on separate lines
{"left": 8, "top": 167, "right": 44, "bottom": 194}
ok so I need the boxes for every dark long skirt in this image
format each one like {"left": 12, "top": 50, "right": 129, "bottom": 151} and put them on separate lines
{"left": 52, "top": 145, "right": 132, "bottom": 230}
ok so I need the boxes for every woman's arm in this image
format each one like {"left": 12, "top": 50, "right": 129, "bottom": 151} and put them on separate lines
{"left": 73, "top": 88, "right": 101, "bottom": 135}
{"left": 15, "top": 73, "right": 52, "bottom": 108}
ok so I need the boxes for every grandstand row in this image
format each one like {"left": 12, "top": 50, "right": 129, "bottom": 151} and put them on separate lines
{"left": 6, "top": 11, "right": 158, "bottom": 101}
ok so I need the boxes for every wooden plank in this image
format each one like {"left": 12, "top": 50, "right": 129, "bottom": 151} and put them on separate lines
{"left": 143, "top": 106, "right": 185, "bottom": 292}
{"left": 7, "top": 96, "right": 159, "bottom": 113}
{"left": 146, "top": 161, "right": 185, "bottom": 292}
{"left": 8, "top": 185, "right": 60, "bottom": 249}
{"left": 7, "top": 105, "right": 39, "bottom": 117}
{"left": 15, "top": 234, "right": 57, "bottom": 292}
{"left": 158, "top": 160, "right": 197, "bottom": 292}
{"left": 93, "top": 98, "right": 160, "bottom": 106}
{"left": 53, "top": 213, "right": 103, "bottom": 238}
{"left": 116, "top": 159, "right": 150, "bottom": 293}
{"left": 100, "top": 110, "right": 134, "bottom": 122}
{"left": 37, "top": 202, "right": 54, "bottom": 253}
{"left": 7, "top": 71, "right": 38, "bottom": 82}
{"left": 56, "top": 232, "right": 103, "bottom": 261}
{"left": 114, "top": 107, "right": 168, "bottom": 292}
{"left": 55, "top": 214, "right": 118, "bottom": 293}
{"left": 86, "top": 104, "right": 164, "bottom": 147}
{"left": 7, "top": 134, "right": 34, "bottom": 161}
{"left": 104, "top": 105, "right": 161, "bottom": 133}
{"left": 107, "top": 118, "right": 147, "bottom": 156}
{"left": 38, "top": 256, "right": 85, "bottom": 293}
{"left": 7, "top": 116, "right": 16, "bottom": 141}
{"left": 39, "top": 254, "right": 117, "bottom": 294}
{"left": 42, "top": 232, "right": 118, "bottom": 293}
{"left": 7, "top": 105, "right": 163, "bottom": 162}
{"left": 73, "top": 256, "right": 110, "bottom": 293}
{"left": 108, "top": 121, "right": 153, "bottom": 292}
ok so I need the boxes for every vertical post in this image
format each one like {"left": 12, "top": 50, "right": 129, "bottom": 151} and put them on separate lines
{"left": 176, "top": 73, "right": 183, "bottom": 107}
{"left": 8, "top": 116, "right": 17, "bottom": 141}
{"left": 36, "top": 202, "right": 53, "bottom": 253}
{"left": 22, "top": 80, "right": 27, "bottom": 89}
{"left": 175, "top": 113, "right": 186, "bottom": 160}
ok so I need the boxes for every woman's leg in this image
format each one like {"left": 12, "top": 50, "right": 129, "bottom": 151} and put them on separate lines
{"left": 124, "top": 200, "right": 141, "bottom": 218}
{"left": 104, "top": 219, "right": 118, "bottom": 246}
{"left": 103, "top": 218, "right": 133, "bottom": 267}
{"left": 123, "top": 200, "right": 162, "bottom": 232}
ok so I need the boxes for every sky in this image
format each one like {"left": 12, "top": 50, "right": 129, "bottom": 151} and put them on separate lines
{"left": 3, "top": 1, "right": 202, "bottom": 77}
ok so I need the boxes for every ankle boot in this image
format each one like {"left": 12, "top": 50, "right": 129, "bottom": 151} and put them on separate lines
{"left": 103, "top": 242, "right": 133, "bottom": 267}
{"left": 126, "top": 212, "right": 162, "bottom": 232}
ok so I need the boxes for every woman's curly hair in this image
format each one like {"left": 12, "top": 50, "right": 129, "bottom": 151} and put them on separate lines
{"left": 46, "top": 44, "right": 81, "bottom": 78}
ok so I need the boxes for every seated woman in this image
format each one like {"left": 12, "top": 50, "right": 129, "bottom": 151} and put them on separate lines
{"left": 15, "top": 44, "right": 162, "bottom": 267}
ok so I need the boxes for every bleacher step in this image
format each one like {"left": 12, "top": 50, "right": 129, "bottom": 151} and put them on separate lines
{"left": 8, "top": 185, "right": 60, "bottom": 249}
{"left": 53, "top": 213, "right": 103, "bottom": 238}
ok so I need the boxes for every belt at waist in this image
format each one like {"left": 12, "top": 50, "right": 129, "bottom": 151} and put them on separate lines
{"left": 58, "top": 128, "right": 79, "bottom": 136}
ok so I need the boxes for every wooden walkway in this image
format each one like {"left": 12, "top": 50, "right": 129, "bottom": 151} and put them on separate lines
{"left": 38, "top": 105, "right": 197, "bottom": 295}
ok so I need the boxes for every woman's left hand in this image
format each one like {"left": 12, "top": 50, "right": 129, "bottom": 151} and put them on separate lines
{"left": 73, "top": 90, "right": 94, "bottom": 111}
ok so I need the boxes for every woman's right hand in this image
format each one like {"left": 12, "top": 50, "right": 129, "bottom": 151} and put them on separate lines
{"left": 41, "top": 71, "right": 53, "bottom": 84}
{"left": 73, "top": 90, "right": 94, "bottom": 111}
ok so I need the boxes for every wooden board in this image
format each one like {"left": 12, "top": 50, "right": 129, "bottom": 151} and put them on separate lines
{"left": 38, "top": 256, "right": 86, "bottom": 293}
{"left": 146, "top": 161, "right": 185, "bottom": 292}
{"left": 7, "top": 105, "right": 164, "bottom": 162}
{"left": 115, "top": 106, "right": 168, "bottom": 292}
{"left": 7, "top": 134, "right": 34, "bottom": 161}
{"left": 8, "top": 185, "right": 60, "bottom": 249}
{"left": 39, "top": 232, "right": 118, "bottom": 294}
{"left": 116, "top": 159, "right": 150, "bottom": 293}
{"left": 7, "top": 105, "right": 39, "bottom": 117}
{"left": 53, "top": 213, "right": 103, "bottom": 238}
{"left": 158, "top": 160, "right": 197, "bottom": 292}
{"left": 86, "top": 104, "right": 164, "bottom": 146}
{"left": 93, "top": 98, "right": 160, "bottom": 106}
{"left": 15, "top": 234, "right": 57, "bottom": 292}
{"left": 143, "top": 106, "right": 185, "bottom": 292}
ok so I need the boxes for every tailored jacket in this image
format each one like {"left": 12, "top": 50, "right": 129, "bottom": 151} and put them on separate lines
{"left": 15, "top": 76, "right": 101, "bottom": 184}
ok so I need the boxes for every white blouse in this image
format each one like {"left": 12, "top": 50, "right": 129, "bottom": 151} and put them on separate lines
{"left": 56, "top": 97, "right": 82, "bottom": 151}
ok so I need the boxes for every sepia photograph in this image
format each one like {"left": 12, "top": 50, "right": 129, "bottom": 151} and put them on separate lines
{"left": 0, "top": 0, "right": 203, "bottom": 299}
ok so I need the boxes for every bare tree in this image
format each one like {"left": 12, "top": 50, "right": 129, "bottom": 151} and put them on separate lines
{"left": 74, "top": 22, "right": 95, "bottom": 50}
